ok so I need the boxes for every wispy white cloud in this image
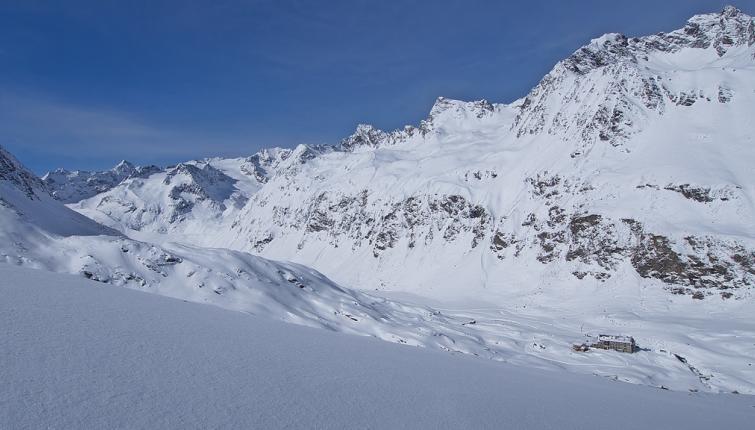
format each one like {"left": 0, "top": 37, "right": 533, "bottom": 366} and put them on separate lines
{"left": 0, "top": 91, "right": 273, "bottom": 171}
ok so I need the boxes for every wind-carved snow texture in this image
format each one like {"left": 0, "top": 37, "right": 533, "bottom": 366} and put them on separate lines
{"left": 30, "top": 7, "right": 755, "bottom": 394}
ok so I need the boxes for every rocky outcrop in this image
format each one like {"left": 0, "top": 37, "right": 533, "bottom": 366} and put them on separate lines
{"left": 340, "top": 124, "right": 419, "bottom": 152}
{"left": 241, "top": 144, "right": 331, "bottom": 181}
{"left": 631, "top": 233, "right": 754, "bottom": 296}
{"left": 245, "top": 191, "right": 492, "bottom": 256}
{"left": 513, "top": 6, "right": 754, "bottom": 151}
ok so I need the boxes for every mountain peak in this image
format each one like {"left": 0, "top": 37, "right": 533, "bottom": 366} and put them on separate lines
{"left": 561, "top": 7, "right": 754, "bottom": 76}
{"left": 722, "top": 5, "right": 743, "bottom": 18}
{"left": 340, "top": 124, "right": 389, "bottom": 151}
{"left": 113, "top": 160, "right": 135, "bottom": 171}
{"left": 661, "top": 6, "right": 753, "bottom": 54}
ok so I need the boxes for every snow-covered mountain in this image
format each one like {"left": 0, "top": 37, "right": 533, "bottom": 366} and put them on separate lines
{"left": 1, "top": 145, "right": 115, "bottom": 239}
{"left": 26, "top": 7, "right": 755, "bottom": 394}
{"left": 42, "top": 160, "right": 161, "bottom": 203}
{"left": 64, "top": 6, "right": 755, "bottom": 302}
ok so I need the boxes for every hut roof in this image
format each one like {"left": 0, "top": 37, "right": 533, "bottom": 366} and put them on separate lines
{"left": 598, "top": 334, "right": 634, "bottom": 343}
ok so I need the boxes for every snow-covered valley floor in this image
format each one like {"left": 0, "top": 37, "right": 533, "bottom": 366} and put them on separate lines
{"left": 1, "top": 264, "right": 754, "bottom": 429}
{"left": 377, "top": 278, "right": 755, "bottom": 395}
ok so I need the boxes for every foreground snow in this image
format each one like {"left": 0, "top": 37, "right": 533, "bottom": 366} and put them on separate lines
{"left": 1, "top": 265, "right": 753, "bottom": 430}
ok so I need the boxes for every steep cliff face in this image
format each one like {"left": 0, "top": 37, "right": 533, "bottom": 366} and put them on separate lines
{"left": 1, "top": 145, "right": 46, "bottom": 199}
{"left": 54, "top": 7, "right": 755, "bottom": 301}
{"left": 1, "top": 144, "right": 114, "bottom": 238}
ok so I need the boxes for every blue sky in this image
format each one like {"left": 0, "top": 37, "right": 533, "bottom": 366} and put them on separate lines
{"left": 1, "top": 0, "right": 750, "bottom": 173}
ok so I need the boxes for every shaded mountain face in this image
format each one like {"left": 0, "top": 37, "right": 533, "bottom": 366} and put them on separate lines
{"left": 53, "top": 7, "right": 755, "bottom": 300}
{"left": 1, "top": 145, "right": 46, "bottom": 199}
{"left": 1, "top": 145, "right": 113, "bottom": 237}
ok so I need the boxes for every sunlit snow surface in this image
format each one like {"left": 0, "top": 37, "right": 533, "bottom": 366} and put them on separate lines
{"left": 1, "top": 266, "right": 754, "bottom": 429}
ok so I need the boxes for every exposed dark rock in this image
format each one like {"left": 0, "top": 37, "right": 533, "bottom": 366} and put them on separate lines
{"left": 631, "top": 231, "right": 751, "bottom": 291}
{"left": 536, "top": 231, "right": 565, "bottom": 263}
{"left": 569, "top": 214, "right": 602, "bottom": 235}
{"left": 632, "top": 233, "right": 687, "bottom": 282}
{"left": 718, "top": 85, "right": 734, "bottom": 103}
{"left": 307, "top": 209, "right": 334, "bottom": 233}
{"left": 527, "top": 173, "right": 561, "bottom": 199}
{"left": 676, "top": 92, "right": 697, "bottom": 106}
{"left": 0, "top": 145, "right": 45, "bottom": 199}
{"left": 253, "top": 233, "right": 274, "bottom": 251}
{"left": 664, "top": 184, "right": 715, "bottom": 202}
{"left": 731, "top": 252, "right": 755, "bottom": 275}
{"left": 522, "top": 213, "right": 537, "bottom": 227}
{"left": 547, "top": 206, "right": 567, "bottom": 227}
{"left": 566, "top": 214, "right": 626, "bottom": 271}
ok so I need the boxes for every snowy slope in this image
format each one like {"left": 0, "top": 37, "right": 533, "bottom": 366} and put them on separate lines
{"left": 2, "top": 265, "right": 754, "bottom": 430}
{"left": 0, "top": 144, "right": 512, "bottom": 356}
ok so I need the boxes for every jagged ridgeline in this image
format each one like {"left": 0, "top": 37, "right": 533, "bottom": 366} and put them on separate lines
{"left": 48, "top": 6, "right": 754, "bottom": 299}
